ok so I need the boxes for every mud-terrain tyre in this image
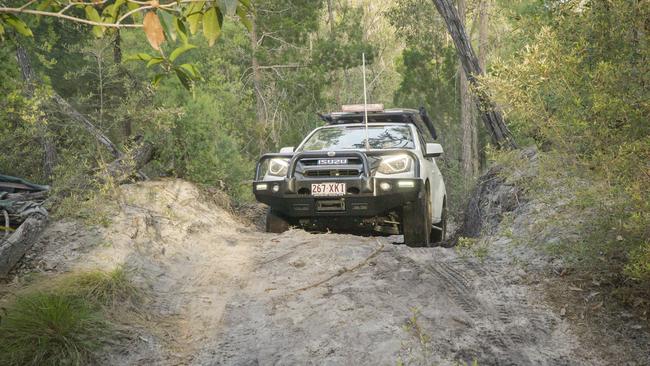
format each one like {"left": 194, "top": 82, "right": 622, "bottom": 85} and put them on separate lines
{"left": 266, "top": 209, "right": 290, "bottom": 233}
{"left": 430, "top": 199, "right": 447, "bottom": 245}
{"left": 402, "top": 187, "right": 432, "bottom": 247}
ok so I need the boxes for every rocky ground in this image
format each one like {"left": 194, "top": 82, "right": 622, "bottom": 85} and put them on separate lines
{"left": 3, "top": 178, "right": 648, "bottom": 365}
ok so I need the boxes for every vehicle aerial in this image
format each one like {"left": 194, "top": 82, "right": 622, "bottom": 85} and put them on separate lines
{"left": 253, "top": 105, "right": 447, "bottom": 247}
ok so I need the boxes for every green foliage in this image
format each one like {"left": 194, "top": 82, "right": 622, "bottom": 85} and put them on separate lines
{"left": 0, "top": 293, "right": 107, "bottom": 366}
{"left": 388, "top": 0, "right": 466, "bottom": 219}
{"left": 0, "top": 0, "right": 252, "bottom": 88}
{"left": 483, "top": 0, "right": 649, "bottom": 285}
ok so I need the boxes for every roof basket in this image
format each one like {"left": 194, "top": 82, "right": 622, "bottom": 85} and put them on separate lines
{"left": 340, "top": 104, "right": 384, "bottom": 113}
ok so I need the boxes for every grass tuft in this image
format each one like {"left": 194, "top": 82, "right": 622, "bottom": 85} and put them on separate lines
{"left": 0, "top": 293, "right": 107, "bottom": 366}
{"left": 61, "top": 267, "right": 140, "bottom": 307}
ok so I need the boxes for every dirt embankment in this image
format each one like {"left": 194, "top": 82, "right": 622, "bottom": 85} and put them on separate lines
{"left": 6, "top": 178, "right": 648, "bottom": 365}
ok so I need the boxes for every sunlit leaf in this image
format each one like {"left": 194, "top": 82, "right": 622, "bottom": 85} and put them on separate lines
{"left": 186, "top": 0, "right": 205, "bottom": 35}
{"left": 36, "top": 0, "right": 53, "bottom": 11}
{"left": 203, "top": 6, "right": 221, "bottom": 47}
{"left": 174, "top": 17, "right": 189, "bottom": 44}
{"left": 238, "top": 0, "right": 252, "bottom": 10}
{"left": 84, "top": 5, "right": 101, "bottom": 22}
{"left": 236, "top": 4, "right": 251, "bottom": 31}
{"left": 3, "top": 14, "right": 33, "bottom": 37}
{"left": 124, "top": 53, "right": 153, "bottom": 62}
{"left": 158, "top": 11, "right": 174, "bottom": 42}
{"left": 175, "top": 68, "right": 192, "bottom": 89}
{"left": 169, "top": 44, "right": 196, "bottom": 62}
{"left": 84, "top": 6, "right": 104, "bottom": 37}
{"left": 143, "top": 11, "right": 165, "bottom": 50}
{"left": 179, "top": 63, "right": 201, "bottom": 79}
{"left": 103, "top": 0, "right": 125, "bottom": 21}
{"left": 218, "top": 0, "right": 238, "bottom": 16}
{"left": 126, "top": 1, "right": 142, "bottom": 22}
{"left": 146, "top": 57, "right": 165, "bottom": 68}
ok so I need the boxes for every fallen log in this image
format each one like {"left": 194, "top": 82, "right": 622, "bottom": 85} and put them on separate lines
{"left": 0, "top": 175, "right": 50, "bottom": 277}
{"left": 99, "top": 140, "right": 154, "bottom": 184}
{"left": 0, "top": 212, "right": 47, "bottom": 277}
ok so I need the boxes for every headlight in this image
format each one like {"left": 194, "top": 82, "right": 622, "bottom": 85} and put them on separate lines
{"left": 377, "top": 155, "right": 412, "bottom": 174}
{"left": 268, "top": 158, "right": 290, "bottom": 176}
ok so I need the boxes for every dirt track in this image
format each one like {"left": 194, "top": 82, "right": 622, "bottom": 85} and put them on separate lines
{"left": 15, "top": 180, "right": 614, "bottom": 365}
{"left": 195, "top": 231, "right": 592, "bottom": 366}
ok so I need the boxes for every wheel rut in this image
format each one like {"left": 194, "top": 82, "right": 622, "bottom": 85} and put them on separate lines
{"left": 191, "top": 233, "right": 599, "bottom": 366}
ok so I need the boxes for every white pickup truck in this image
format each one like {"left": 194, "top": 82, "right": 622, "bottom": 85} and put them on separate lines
{"left": 253, "top": 106, "right": 447, "bottom": 247}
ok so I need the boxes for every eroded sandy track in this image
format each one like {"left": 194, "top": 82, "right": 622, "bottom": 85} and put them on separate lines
{"left": 195, "top": 231, "right": 591, "bottom": 366}
{"left": 22, "top": 180, "right": 601, "bottom": 365}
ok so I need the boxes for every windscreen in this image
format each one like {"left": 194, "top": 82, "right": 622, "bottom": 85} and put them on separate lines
{"left": 300, "top": 125, "right": 414, "bottom": 151}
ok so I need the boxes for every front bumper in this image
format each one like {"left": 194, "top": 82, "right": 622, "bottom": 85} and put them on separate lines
{"left": 253, "top": 177, "right": 423, "bottom": 218}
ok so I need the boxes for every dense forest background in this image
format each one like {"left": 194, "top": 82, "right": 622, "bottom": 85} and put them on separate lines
{"left": 1, "top": 0, "right": 648, "bottom": 289}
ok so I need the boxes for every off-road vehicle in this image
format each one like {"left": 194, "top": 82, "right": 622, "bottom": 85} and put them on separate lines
{"left": 253, "top": 105, "right": 447, "bottom": 247}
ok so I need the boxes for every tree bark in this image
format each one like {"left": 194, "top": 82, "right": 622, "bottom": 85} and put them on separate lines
{"left": 458, "top": 0, "right": 477, "bottom": 184}
{"left": 250, "top": 12, "right": 267, "bottom": 128}
{"left": 431, "top": 0, "right": 516, "bottom": 149}
{"left": 16, "top": 45, "right": 57, "bottom": 180}
{"left": 476, "top": 0, "right": 489, "bottom": 171}
{"left": 113, "top": 30, "right": 133, "bottom": 138}
{"left": 478, "top": 0, "right": 489, "bottom": 71}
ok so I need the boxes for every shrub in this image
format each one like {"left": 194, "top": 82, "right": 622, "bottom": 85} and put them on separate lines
{"left": 0, "top": 293, "right": 107, "bottom": 366}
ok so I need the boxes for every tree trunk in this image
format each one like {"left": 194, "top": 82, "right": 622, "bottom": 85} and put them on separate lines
{"left": 478, "top": 0, "right": 489, "bottom": 70}
{"left": 476, "top": 0, "right": 489, "bottom": 171}
{"left": 113, "top": 30, "right": 133, "bottom": 138}
{"left": 458, "top": 0, "right": 477, "bottom": 184}
{"left": 431, "top": 0, "right": 516, "bottom": 149}
{"left": 16, "top": 45, "right": 57, "bottom": 180}
{"left": 250, "top": 13, "right": 266, "bottom": 128}
{"left": 326, "top": 0, "right": 342, "bottom": 107}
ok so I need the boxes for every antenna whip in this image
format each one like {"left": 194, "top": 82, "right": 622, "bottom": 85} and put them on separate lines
{"left": 362, "top": 53, "right": 370, "bottom": 150}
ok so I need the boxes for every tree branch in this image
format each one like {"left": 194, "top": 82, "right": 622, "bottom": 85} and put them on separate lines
{"left": 0, "top": 7, "right": 142, "bottom": 28}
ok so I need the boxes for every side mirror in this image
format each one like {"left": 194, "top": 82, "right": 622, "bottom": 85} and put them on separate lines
{"left": 279, "top": 146, "right": 294, "bottom": 153}
{"left": 424, "top": 143, "right": 443, "bottom": 158}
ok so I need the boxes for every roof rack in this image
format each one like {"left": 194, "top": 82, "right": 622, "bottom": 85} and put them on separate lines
{"left": 318, "top": 107, "right": 438, "bottom": 140}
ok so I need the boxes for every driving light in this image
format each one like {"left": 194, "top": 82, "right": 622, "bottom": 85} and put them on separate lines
{"left": 268, "top": 158, "right": 290, "bottom": 176}
{"left": 272, "top": 184, "right": 280, "bottom": 192}
{"left": 378, "top": 155, "right": 411, "bottom": 174}
{"left": 379, "top": 182, "right": 392, "bottom": 191}
{"left": 398, "top": 180, "right": 415, "bottom": 188}
{"left": 256, "top": 183, "right": 268, "bottom": 190}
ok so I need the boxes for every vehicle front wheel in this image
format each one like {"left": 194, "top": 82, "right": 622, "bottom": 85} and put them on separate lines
{"left": 430, "top": 199, "right": 447, "bottom": 245}
{"left": 265, "top": 209, "right": 290, "bottom": 233}
{"left": 402, "top": 188, "right": 432, "bottom": 247}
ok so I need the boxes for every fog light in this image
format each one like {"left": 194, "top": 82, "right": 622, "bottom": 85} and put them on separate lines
{"left": 379, "top": 182, "right": 392, "bottom": 191}
{"left": 255, "top": 183, "right": 268, "bottom": 190}
{"left": 272, "top": 184, "right": 280, "bottom": 192}
{"left": 398, "top": 180, "right": 415, "bottom": 188}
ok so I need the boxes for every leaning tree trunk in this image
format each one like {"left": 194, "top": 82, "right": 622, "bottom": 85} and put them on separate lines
{"left": 16, "top": 44, "right": 152, "bottom": 182}
{"left": 431, "top": 0, "right": 516, "bottom": 149}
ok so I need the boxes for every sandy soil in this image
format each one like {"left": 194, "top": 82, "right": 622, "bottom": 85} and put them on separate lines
{"left": 10, "top": 179, "right": 645, "bottom": 365}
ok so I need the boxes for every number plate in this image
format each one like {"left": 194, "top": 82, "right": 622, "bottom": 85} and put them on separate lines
{"left": 311, "top": 182, "right": 346, "bottom": 196}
